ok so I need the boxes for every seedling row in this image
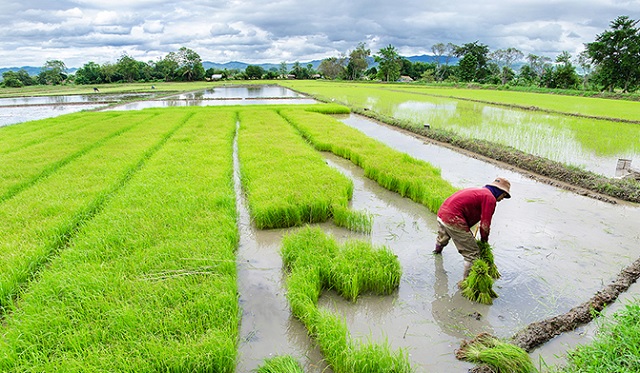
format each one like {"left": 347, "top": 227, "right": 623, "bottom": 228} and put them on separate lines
{"left": 0, "top": 104, "right": 460, "bottom": 371}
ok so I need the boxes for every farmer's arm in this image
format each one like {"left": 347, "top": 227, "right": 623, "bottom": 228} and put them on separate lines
{"left": 478, "top": 197, "right": 497, "bottom": 242}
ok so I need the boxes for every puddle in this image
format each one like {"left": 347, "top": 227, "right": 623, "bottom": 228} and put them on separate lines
{"left": 233, "top": 112, "right": 640, "bottom": 372}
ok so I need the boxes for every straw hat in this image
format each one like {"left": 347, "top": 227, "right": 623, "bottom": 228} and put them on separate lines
{"left": 488, "top": 177, "right": 511, "bottom": 198}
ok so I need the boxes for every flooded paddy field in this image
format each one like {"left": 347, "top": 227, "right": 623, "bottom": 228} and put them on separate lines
{"left": 2, "top": 84, "right": 639, "bottom": 372}
{"left": 279, "top": 81, "right": 640, "bottom": 178}
{"left": 0, "top": 92, "right": 158, "bottom": 127}
{"left": 104, "top": 85, "right": 316, "bottom": 111}
{"left": 234, "top": 111, "right": 640, "bottom": 372}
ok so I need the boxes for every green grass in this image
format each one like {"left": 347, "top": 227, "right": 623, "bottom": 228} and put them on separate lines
{"left": 0, "top": 111, "right": 155, "bottom": 202}
{"left": 237, "top": 106, "right": 371, "bottom": 232}
{"left": 0, "top": 108, "right": 240, "bottom": 371}
{"left": 279, "top": 108, "right": 458, "bottom": 213}
{"left": 555, "top": 302, "right": 640, "bottom": 372}
{"left": 281, "top": 226, "right": 412, "bottom": 373}
{"left": 0, "top": 109, "right": 189, "bottom": 309}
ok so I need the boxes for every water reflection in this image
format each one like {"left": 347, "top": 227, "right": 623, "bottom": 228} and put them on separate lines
{"left": 284, "top": 83, "right": 640, "bottom": 177}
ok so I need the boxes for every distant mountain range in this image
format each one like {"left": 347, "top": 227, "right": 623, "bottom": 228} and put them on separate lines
{"left": 202, "top": 54, "right": 457, "bottom": 71}
{"left": 0, "top": 55, "right": 457, "bottom": 78}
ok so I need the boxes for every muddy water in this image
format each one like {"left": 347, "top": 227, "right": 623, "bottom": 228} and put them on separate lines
{"left": 234, "top": 113, "right": 640, "bottom": 372}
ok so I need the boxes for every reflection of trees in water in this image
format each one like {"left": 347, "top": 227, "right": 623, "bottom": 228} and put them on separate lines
{"left": 431, "top": 255, "right": 493, "bottom": 339}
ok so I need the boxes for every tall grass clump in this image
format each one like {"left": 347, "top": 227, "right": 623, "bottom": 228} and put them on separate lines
{"left": 256, "top": 355, "right": 305, "bottom": 373}
{"left": 281, "top": 226, "right": 412, "bottom": 372}
{"left": 237, "top": 108, "right": 370, "bottom": 231}
{"left": 0, "top": 109, "right": 189, "bottom": 309}
{"left": 279, "top": 109, "right": 458, "bottom": 213}
{"left": 557, "top": 302, "right": 640, "bottom": 372}
{"left": 0, "top": 107, "right": 240, "bottom": 372}
{"left": 456, "top": 333, "right": 537, "bottom": 373}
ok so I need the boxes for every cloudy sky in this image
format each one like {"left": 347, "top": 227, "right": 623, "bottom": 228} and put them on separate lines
{"left": 0, "top": 0, "right": 638, "bottom": 68}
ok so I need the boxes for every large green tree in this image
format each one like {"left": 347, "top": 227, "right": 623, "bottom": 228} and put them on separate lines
{"left": 318, "top": 56, "right": 346, "bottom": 79}
{"left": 38, "top": 60, "right": 67, "bottom": 85}
{"left": 74, "top": 62, "right": 103, "bottom": 85}
{"left": 586, "top": 15, "right": 640, "bottom": 92}
{"left": 454, "top": 41, "right": 490, "bottom": 83}
{"left": 116, "top": 54, "right": 140, "bottom": 82}
{"left": 552, "top": 51, "right": 580, "bottom": 89}
{"left": 245, "top": 65, "right": 265, "bottom": 79}
{"left": 176, "top": 47, "right": 205, "bottom": 81}
{"left": 374, "top": 44, "right": 402, "bottom": 82}
{"left": 346, "top": 42, "right": 370, "bottom": 80}
{"left": 2, "top": 69, "right": 35, "bottom": 87}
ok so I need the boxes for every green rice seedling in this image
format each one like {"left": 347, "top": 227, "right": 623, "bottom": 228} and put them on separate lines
{"left": 332, "top": 204, "right": 373, "bottom": 233}
{"left": 238, "top": 108, "right": 366, "bottom": 231}
{"left": 0, "top": 109, "right": 189, "bottom": 308}
{"left": 0, "top": 107, "right": 240, "bottom": 371}
{"left": 330, "top": 240, "right": 401, "bottom": 301}
{"left": 279, "top": 109, "right": 458, "bottom": 213}
{"left": 280, "top": 226, "right": 412, "bottom": 372}
{"left": 456, "top": 333, "right": 536, "bottom": 373}
{"left": 0, "top": 111, "right": 155, "bottom": 202}
{"left": 477, "top": 240, "right": 501, "bottom": 279}
{"left": 347, "top": 338, "right": 414, "bottom": 373}
{"left": 256, "top": 355, "right": 305, "bottom": 373}
{"left": 460, "top": 259, "right": 498, "bottom": 305}
{"left": 0, "top": 111, "right": 125, "bottom": 156}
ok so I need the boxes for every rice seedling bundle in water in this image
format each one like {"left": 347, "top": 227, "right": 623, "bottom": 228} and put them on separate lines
{"left": 460, "top": 259, "right": 498, "bottom": 305}
{"left": 456, "top": 333, "right": 536, "bottom": 373}
{"left": 280, "top": 226, "right": 411, "bottom": 372}
{"left": 477, "top": 240, "right": 500, "bottom": 279}
{"left": 0, "top": 108, "right": 240, "bottom": 372}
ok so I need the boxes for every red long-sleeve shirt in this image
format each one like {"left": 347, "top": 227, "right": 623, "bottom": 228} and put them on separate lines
{"left": 437, "top": 187, "right": 497, "bottom": 242}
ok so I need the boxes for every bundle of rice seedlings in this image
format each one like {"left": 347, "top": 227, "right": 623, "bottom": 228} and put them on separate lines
{"left": 256, "top": 355, "right": 304, "bottom": 373}
{"left": 477, "top": 240, "right": 500, "bottom": 279}
{"left": 456, "top": 333, "right": 536, "bottom": 373}
{"left": 460, "top": 259, "right": 498, "bottom": 305}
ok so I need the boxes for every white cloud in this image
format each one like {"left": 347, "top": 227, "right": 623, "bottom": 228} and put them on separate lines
{"left": 0, "top": 0, "right": 638, "bottom": 67}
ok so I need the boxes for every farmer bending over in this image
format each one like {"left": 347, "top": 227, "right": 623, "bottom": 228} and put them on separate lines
{"left": 433, "top": 177, "right": 511, "bottom": 279}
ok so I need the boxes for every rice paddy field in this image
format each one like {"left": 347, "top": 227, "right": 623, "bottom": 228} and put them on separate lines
{"left": 277, "top": 81, "right": 640, "bottom": 178}
{"left": 1, "top": 82, "right": 640, "bottom": 373}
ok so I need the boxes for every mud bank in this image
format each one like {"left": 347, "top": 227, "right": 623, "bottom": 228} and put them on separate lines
{"left": 512, "top": 257, "right": 640, "bottom": 352}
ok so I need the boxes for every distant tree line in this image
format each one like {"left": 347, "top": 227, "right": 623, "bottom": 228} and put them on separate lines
{"left": 2, "top": 16, "right": 639, "bottom": 93}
